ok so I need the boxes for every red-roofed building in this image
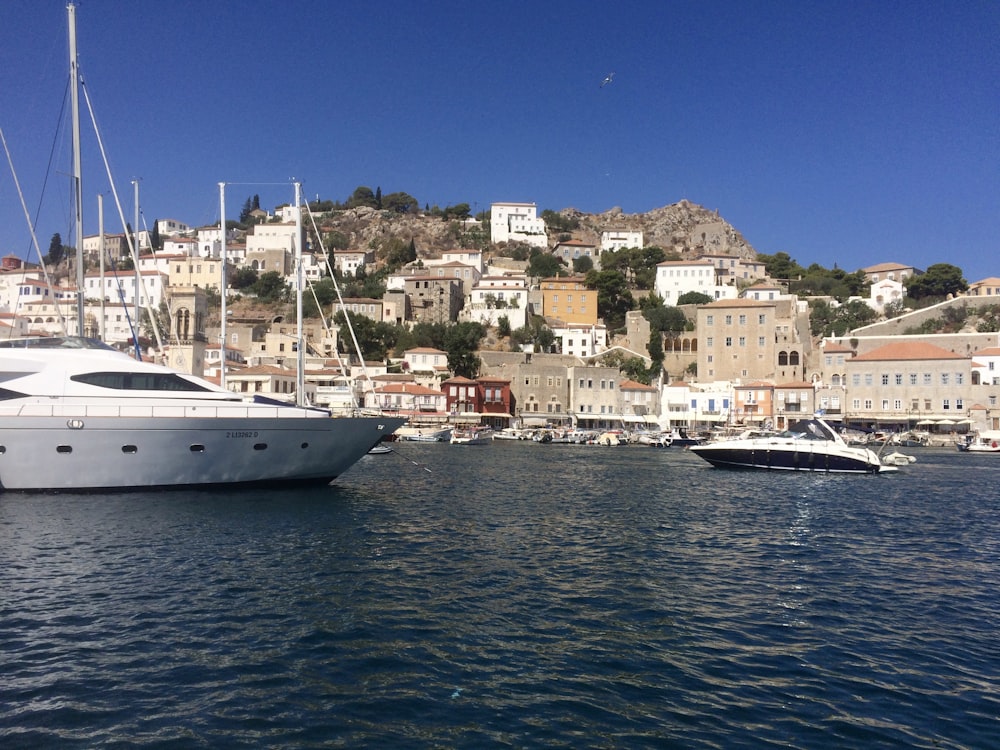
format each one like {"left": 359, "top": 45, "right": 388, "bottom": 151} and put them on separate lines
{"left": 844, "top": 341, "right": 973, "bottom": 427}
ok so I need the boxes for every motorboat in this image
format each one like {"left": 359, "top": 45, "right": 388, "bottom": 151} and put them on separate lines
{"left": 395, "top": 424, "right": 452, "bottom": 442}
{"left": 0, "top": 337, "right": 405, "bottom": 491}
{"left": 956, "top": 430, "right": 1000, "bottom": 453}
{"left": 450, "top": 425, "right": 494, "bottom": 445}
{"left": 882, "top": 451, "right": 917, "bottom": 466}
{"left": 689, "top": 416, "right": 895, "bottom": 473}
{"left": 665, "top": 428, "right": 705, "bottom": 446}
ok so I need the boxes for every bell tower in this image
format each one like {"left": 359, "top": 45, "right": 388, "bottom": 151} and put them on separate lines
{"left": 166, "top": 285, "right": 207, "bottom": 377}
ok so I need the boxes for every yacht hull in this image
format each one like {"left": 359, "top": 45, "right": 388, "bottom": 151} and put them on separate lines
{"left": 690, "top": 442, "right": 883, "bottom": 473}
{"left": 0, "top": 410, "right": 404, "bottom": 491}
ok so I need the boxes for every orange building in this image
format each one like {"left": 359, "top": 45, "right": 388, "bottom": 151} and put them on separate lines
{"left": 539, "top": 276, "right": 597, "bottom": 325}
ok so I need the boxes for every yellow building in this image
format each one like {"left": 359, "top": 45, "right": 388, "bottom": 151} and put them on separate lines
{"left": 540, "top": 276, "right": 597, "bottom": 326}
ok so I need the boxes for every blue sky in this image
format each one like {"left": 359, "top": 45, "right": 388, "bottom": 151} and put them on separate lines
{"left": 1, "top": 0, "right": 997, "bottom": 282}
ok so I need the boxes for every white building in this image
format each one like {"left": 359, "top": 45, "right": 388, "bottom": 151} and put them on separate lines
{"left": 83, "top": 270, "right": 168, "bottom": 309}
{"left": 660, "top": 380, "right": 733, "bottom": 428}
{"left": 162, "top": 237, "right": 198, "bottom": 256}
{"left": 332, "top": 250, "right": 373, "bottom": 277}
{"left": 552, "top": 323, "right": 607, "bottom": 358}
{"left": 157, "top": 219, "right": 192, "bottom": 237}
{"left": 490, "top": 202, "right": 548, "bottom": 248}
{"left": 461, "top": 275, "right": 529, "bottom": 329}
{"left": 867, "top": 278, "right": 904, "bottom": 312}
{"left": 654, "top": 259, "right": 737, "bottom": 304}
{"left": 601, "top": 230, "right": 643, "bottom": 252}
{"left": 971, "top": 346, "right": 1000, "bottom": 386}
{"left": 247, "top": 223, "right": 299, "bottom": 254}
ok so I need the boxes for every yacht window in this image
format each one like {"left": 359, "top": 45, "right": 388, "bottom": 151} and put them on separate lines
{"left": 71, "top": 372, "right": 213, "bottom": 391}
{"left": 0, "top": 388, "right": 28, "bottom": 401}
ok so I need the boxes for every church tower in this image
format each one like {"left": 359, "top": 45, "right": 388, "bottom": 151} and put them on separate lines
{"left": 165, "top": 286, "right": 207, "bottom": 377}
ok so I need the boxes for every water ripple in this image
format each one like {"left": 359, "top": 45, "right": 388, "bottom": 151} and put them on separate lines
{"left": 2, "top": 446, "right": 999, "bottom": 747}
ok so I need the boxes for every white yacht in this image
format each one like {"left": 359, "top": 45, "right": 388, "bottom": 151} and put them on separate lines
{"left": 689, "top": 416, "right": 895, "bottom": 474}
{"left": 0, "top": 337, "right": 405, "bottom": 492}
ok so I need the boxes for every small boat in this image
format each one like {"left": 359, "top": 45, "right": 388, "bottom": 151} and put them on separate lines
{"left": 882, "top": 451, "right": 917, "bottom": 466}
{"left": 666, "top": 428, "right": 705, "bottom": 447}
{"left": 956, "top": 430, "right": 1000, "bottom": 453}
{"left": 450, "top": 426, "right": 494, "bottom": 445}
{"left": 492, "top": 427, "right": 531, "bottom": 441}
{"left": 368, "top": 444, "right": 393, "bottom": 455}
{"left": 635, "top": 431, "right": 670, "bottom": 447}
{"left": 689, "top": 416, "right": 895, "bottom": 473}
{"left": 396, "top": 425, "right": 452, "bottom": 442}
{"left": 591, "top": 430, "right": 627, "bottom": 446}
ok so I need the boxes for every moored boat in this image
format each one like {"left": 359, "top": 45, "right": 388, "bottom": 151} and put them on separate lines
{"left": 689, "top": 416, "right": 894, "bottom": 473}
{"left": 0, "top": 337, "right": 404, "bottom": 491}
{"left": 450, "top": 425, "right": 494, "bottom": 445}
{"left": 956, "top": 430, "right": 1000, "bottom": 453}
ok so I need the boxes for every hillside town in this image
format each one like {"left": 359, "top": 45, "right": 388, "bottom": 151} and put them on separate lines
{"left": 4, "top": 197, "right": 1000, "bottom": 438}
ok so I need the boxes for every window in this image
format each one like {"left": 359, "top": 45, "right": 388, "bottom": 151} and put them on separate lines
{"left": 738, "top": 314, "right": 746, "bottom": 325}
{"left": 739, "top": 337, "right": 746, "bottom": 347}
{"left": 943, "top": 399, "right": 950, "bottom": 410}
{"left": 910, "top": 373, "right": 917, "bottom": 385}
{"left": 941, "top": 373, "right": 949, "bottom": 386}
{"left": 725, "top": 315, "right": 733, "bottom": 325}
{"left": 895, "top": 374, "right": 903, "bottom": 385}
{"left": 706, "top": 315, "right": 714, "bottom": 325}
{"left": 881, "top": 374, "right": 889, "bottom": 386}
{"left": 864, "top": 374, "right": 873, "bottom": 386}
{"left": 725, "top": 337, "right": 732, "bottom": 347}
{"left": 759, "top": 314, "right": 766, "bottom": 324}
{"left": 759, "top": 337, "right": 765, "bottom": 347}
{"left": 924, "top": 373, "right": 932, "bottom": 385}
{"left": 706, "top": 337, "right": 714, "bottom": 347}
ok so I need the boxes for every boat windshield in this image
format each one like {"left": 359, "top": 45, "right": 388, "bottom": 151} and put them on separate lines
{"left": 0, "top": 336, "right": 115, "bottom": 350}
{"left": 782, "top": 419, "right": 837, "bottom": 441}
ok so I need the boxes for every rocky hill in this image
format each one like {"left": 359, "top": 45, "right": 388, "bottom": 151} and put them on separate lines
{"left": 313, "top": 199, "right": 757, "bottom": 262}
{"left": 554, "top": 200, "right": 757, "bottom": 261}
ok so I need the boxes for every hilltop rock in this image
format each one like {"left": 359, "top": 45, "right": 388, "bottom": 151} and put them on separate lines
{"left": 554, "top": 200, "right": 756, "bottom": 261}
{"left": 314, "top": 199, "right": 756, "bottom": 261}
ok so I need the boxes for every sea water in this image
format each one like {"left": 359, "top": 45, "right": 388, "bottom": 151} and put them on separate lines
{"left": 2, "top": 443, "right": 998, "bottom": 748}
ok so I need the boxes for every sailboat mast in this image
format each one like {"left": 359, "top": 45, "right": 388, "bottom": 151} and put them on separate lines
{"left": 294, "top": 181, "right": 305, "bottom": 406}
{"left": 68, "top": 2, "right": 84, "bottom": 331}
{"left": 219, "top": 182, "right": 227, "bottom": 390}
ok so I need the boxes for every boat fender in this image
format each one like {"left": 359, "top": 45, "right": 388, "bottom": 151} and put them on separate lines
{"left": 993, "top": 441, "right": 998, "bottom": 449}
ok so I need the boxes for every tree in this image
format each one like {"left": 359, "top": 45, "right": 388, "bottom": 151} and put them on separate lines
{"left": 251, "top": 271, "right": 289, "bottom": 302}
{"left": 229, "top": 266, "right": 258, "bottom": 290}
{"left": 346, "top": 186, "right": 378, "bottom": 209}
{"left": 45, "top": 233, "right": 65, "bottom": 266}
{"left": 497, "top": 315, "right": 511, "bottom": 338}
{"left": 382, "top": 191, "right": 418, "bottom": 214}
{"left": 585, "top": 269, "right": 635, "bottom": 330}
{"left": 526, "top": 251, "right": 564, "bottom": 279}
{"left": 757, "top": 251, "right": 804, "bottom": 280}
{"left": 572, "top": 255, "right": 594, "bottom": 274}
{"left": 905, "top": 263, "right": 968, "bottom": 300}
{"left": 444, "top": 321, "right": 486, "bottom": 378}
{"left": 676, "top": 291, "right": 713, "bottom": 305}
{"left": 383, "top": 237, "right": 417, "bottom": 269}
{"left": 302, "top": 278, "right": 339, "bottom": 318}
{"left": 333, "top": 311, "right": 399, "bottom": 361}
{"left": 150, "top": 221, "right": 161, "bottom": 251}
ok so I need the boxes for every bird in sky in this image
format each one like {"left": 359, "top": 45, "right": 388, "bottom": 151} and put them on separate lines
{"left": 600, "top": 71, "right": 615, "bottom": 87}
